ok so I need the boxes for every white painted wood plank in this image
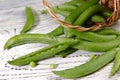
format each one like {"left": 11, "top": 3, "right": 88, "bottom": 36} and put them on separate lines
{"left": 0, "top": 0, "right": 119, "bottom": 80}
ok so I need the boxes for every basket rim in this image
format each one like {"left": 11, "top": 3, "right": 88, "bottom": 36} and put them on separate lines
{"left": 43, "top": 0, "right": 120, "bottom": 31}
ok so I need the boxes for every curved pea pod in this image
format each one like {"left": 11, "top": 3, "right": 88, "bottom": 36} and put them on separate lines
{"left": 20, "top": 7, "right": 35, "bottom": 33}
{"left": 73, "top": 4, "right": 111, "bottom": 25}
{"left": 4, "top": 34, "right": 58, "bottom": 50}
{"left": 55, "top": 48, "right": 77, "bottom": 58}
{"left": 95, "top": 28, "right": 120, "bottom": 35}
{"left": 91, "top": 15, "right": 106, "bottom": 23}
{"left": 53, "top": 48, "right": 119, "bottom": 78}
{"left": 65, "top": 0, "right": 99, "bottom": 23}
{"left": 73, "top": 36, "right": 120, "bottom": 52}
{"left": 4, "top": 33, "right": 79, "bottom": 50}
{"left": 102, "top": 11, "right": 112, "bottom": 18}
{"left": 66, "top": 29, "right": 117, "bottom": 42}
{"left": 47, "top": 26, "right": 64, "bottom": 36}
{"left": 111, "top": 48, "right": 120, "bottom": 76}
{"left": 8, "top": 42, "right": 70, "bottom": 66}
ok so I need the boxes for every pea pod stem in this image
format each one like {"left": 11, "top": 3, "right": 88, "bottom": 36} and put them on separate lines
{"left": 8, "top": 42, "right": 70, "bottom": 66}
{"left": 53, "top": 48, "right": 119, "bottom": 78}
{"left": 20, "top": 7, "right": 35, "bottom": 33}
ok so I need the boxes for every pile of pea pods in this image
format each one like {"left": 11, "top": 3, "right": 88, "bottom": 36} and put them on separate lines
{"left": 4, "top": 0, "right": 120, "bottom": 79}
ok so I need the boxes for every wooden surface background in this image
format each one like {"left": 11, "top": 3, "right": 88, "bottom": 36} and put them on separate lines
{"left": 0, "top": 0, "right": 120, "bottom": 80}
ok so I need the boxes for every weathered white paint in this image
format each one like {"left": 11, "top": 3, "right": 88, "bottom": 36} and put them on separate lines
{"left": 0, "top": 0, "right": 120, "bottom": 80}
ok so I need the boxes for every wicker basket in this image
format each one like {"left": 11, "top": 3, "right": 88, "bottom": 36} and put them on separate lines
{"left": 43, "top": 0, "right": 120, "bottom": 31}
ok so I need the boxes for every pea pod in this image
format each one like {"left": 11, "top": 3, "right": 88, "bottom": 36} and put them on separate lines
{"left": 65, "top": 0, "right": 99, "bottom": 24}
{"left": 111, "top": 48, "right": 120, "bottom": 76}
{"left": 55, "top": 48, "right": 77, "bottom": 58}
{"left": 102, "top": 11, "right": 112, "bottom": 18}
{"left": 73, "top": 36, "right": 120, "bottom": 52}
{"left": 95, "top": 28, "right": 120, "bottom": 35}
{"left": 91, "top": 15, "right": 106, "bottom": 23}
{"left": 41, "top": 0, "right": 87, "bottom": 15}
{"left": 20, "top": 7, "right": 35, "bottom": 33}
{"left": 53, "top": 48, "right": 119, "bottom": 78}
{"left": 4, "top": 34, "right": 79, "bottom": 50}
{"left": 66, "top": 29, "right": 117, "bottom": 42}
{"left": 4, "top": 33, "right": 120, "bottom": 52}
{"left": 8, "top": 42, "right": 70, "bottom": 66}
{"left": 73, "top": 4, "right": 110, "bottom": 25}
{"left": 47, "top": 26, "right": 64, "bottom": 36}
{"left": 4, "top": 34, "right": 58, "bottom": 50}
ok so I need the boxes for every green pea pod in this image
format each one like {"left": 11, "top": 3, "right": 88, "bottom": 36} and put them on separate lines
{"left": 55, "top": 48, "right": 77, "bottom": 58}
{"left": 111, "top": 48, "right": 120, "bottom": 76}
{"left": 53, "top": 48, "right": 119, "bottom": 78}
{"left": 102, "top": 11, "right": 112, "bottom": 18}
{"left": 41, "top": 0, "right": 87, "bottom": 15}
{"left": 4, "top": 33, "right": 120, "bottom": 52}
{"left": 73, "top": 4, "right": 110, "bottom": 25}
{"left": 91, "top": 15, "right": 106, "bottom": 23}
{"left": 8, "top": 42, "right": 70, "bottom": 66}
{"left": 4, "top": 34, "right": 79, "bottom": 50}
{"left": 47, "top": 26, "right": 64, "bottom": 36}
{"left": 95, "top": 28, "right": 120, "bottom": 35}
{"left": 66, "top": 29, "right": 117, "bottom": 42}
{"left": 73, "top": 36, "right": 120, "bottom": 52}
{"left": 4, "top": 34, "right": 57, "bottom": 50}
{"left": 65, "top": 0, "right": 99, "bottom": 24}
{"left": 20, "top": 7, "right": 35, "bottom": 33}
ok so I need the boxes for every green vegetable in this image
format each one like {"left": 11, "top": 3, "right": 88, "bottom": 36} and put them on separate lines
{"left": 102, "top": 11, "right": 112, "bottom": 18}
{"left": 50, "top": 64, "right": 58, "bottom": 69}
{"left": 4, "top": 34, "right": 79, "bottom": 50}
{"left": 4, "top": 34, "right": 58, "bottom": 50}
{"left": 8, "top": 42, "right": 70, "bottom": 66}
{"left": 48, "top": 0, "right": 99, "bottom": 37}
{"left": 41, "top": 0, "right": 87, "bottom": 16}
{"left": 95, "top": 28, "right": 120, "bottom": 35}
{"left": 91, "top": 15, "right": 106, "bottom": 23}
{"left": 55, "top": 48, "right": 77, "bottom": 58}
{"left": 30, "top": 61, "right": 36, "bottom": 67}
{"left": 66, "top": 29, "right": 117, "bottom": 42}
{"left": 73, "top": 36, "right": 120, "bottom": 52}
{"left": 20, "top": 7, "right": 35, "bottom": 33}
{"left": 47, "top": 26, "right": 64, "bottom": 36}
{"left": 53, "top": 48, "right": 119, "bottom": 78}
{"left": 90, "top": 54, "right": 95, "bottom": 60}
{"left": 4, "top": 33, "right": 120, "bottom": 52}
{"left": 73, "top": 4, "right": 110, "bottom": 25}
{"left": 111, "top": 48, "right": 120, "bottom": 76}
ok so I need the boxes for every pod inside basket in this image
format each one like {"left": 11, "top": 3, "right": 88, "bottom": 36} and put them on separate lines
{"left": 42, "top": 0, "right": 120, "bottom": 31}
